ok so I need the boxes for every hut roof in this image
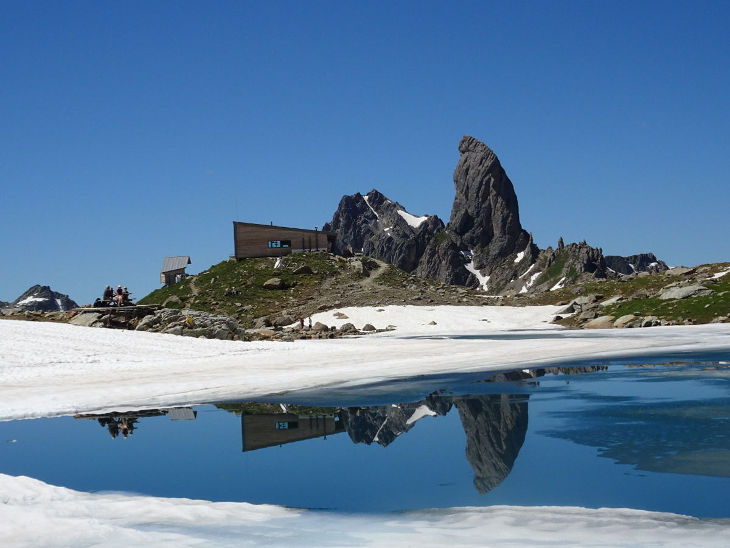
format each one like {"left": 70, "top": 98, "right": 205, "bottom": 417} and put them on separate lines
{"left": 161, "top": 256, "right": 191, "bottom": 273}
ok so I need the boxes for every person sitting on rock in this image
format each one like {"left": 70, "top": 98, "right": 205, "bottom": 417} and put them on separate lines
{"left": 114, "top": 285, "right": 124, "bottom": 306}
{"left": 122, "top": 287, "right": 130, "bottom": 305}
{"left": 103, "top": 285, "right": 113, "bottom": 303}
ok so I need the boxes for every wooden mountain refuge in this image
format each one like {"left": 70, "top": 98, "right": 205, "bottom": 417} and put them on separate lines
{"left": 161, "top": 256, "right": 191, "bottom": 285}
{"left": 232, "top": 221, "right": 336, "bottom": 259}
{"left": 240, "top": 413, "right": 344, "bottom": 452}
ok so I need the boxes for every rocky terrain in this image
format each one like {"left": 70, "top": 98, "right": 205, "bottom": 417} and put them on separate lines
{"left": 5, "top": 254, "right": 727, "bottom": 339}
{"left": 324, "top": 135, "right": 668, "bottom": 295}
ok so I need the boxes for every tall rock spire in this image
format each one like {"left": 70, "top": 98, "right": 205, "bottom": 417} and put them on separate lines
{"left": 449, "top": 136, "right": 531, "bottom": 261}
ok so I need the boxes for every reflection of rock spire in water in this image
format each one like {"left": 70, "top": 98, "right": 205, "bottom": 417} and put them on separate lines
{"left": 455, "top": 394, "right": 528, "bottom": 494}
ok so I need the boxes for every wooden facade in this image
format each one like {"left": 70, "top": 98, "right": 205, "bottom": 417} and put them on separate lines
{"left": 241, "top": 413, "right": 344, "bottom": 452}
{"left": 233, "top": 221, "right": 336, "bottom": 259}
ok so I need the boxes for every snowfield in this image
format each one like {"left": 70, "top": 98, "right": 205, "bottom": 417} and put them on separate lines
{"left": 1, "top": 306, "right": 730, "bottom": 421}
{"left": 2, "top": 473, "right": 728, "bottom": 547}
{"left": 2, "top": 306, "right": 730, "bottom": 546}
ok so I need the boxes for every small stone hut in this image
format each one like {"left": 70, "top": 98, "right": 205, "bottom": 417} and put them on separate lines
{"left": 160, "top": 256, "right": 191, "bottom": 285}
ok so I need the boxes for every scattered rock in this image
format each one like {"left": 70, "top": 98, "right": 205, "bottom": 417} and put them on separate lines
{"left": 362, "top": 323, "right": 376, "bottom": 331}
{"left": 293, "top": 265, "right": 313, "bottom": 275}
{"left": 339, "top": 322, "right": 357, "bottom": 333}
{"left": 334, "top": 312, "right": 349, "bottom": 319}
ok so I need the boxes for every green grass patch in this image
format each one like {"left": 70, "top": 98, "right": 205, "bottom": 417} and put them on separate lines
{"left": 602, "top": 279, "right": 730, "bottom": 323}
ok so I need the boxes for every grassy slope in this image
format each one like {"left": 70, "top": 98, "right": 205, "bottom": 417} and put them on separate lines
{"left": 138, "top": 252, "right": 442, "bottom": 328}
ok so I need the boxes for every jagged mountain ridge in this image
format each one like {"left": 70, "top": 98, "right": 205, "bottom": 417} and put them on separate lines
{"left": 9, "top": 285, "right": 78, "bottom": 312}
{"left": 323, "top": 189, "right": 444, "bottom": 273}
{"left": 324, "top": 135, "right": 667, "bottom": 294}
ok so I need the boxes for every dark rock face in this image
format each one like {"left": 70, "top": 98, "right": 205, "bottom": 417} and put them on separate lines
{"left": 449, "top": 136, "right": 531, "bottom": 261}
{"left": 323, "top": 189, "right": 444, "bottom": 273}
{"left": 414, "top": 235, "right": 477, "bottom": 287}
{"left": 455, "top": 394, "right": 528, "bottom": 494}
{"left": 340, "top": 398, "right": 452, "bottom": 447}
{"left": 11, "top": 285, "right": 78, "bottom": 312}
{"left": 605, "top": 253, "right": 668, "bottom": 275}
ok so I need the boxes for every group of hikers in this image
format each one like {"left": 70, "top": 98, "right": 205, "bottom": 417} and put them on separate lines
{"left": 94, "top": 284, "right": 132, "bottom": 307}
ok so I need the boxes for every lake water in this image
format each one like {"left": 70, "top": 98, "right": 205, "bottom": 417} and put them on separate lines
{"left": 2, "top": 353, "right": 729, "bottom": 517}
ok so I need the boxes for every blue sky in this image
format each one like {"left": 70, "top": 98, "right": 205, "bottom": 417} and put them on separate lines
{"left": 1, "top": 1, "right": 728, "bottom": 305}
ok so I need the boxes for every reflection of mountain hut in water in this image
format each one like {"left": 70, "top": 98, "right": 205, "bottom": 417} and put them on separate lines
{"left": 241, "top": 413, "right": 345, "bottom": 452}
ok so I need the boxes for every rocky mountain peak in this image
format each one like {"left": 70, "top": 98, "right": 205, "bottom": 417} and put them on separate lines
{"left": 323, "top": 189, "right": 444, "bottom": 272}
{"left": 11, "top": 285, "right": 78, "bottom": 312}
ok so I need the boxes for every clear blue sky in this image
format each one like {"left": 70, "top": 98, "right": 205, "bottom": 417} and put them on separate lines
{"left": 2, "top": 1, "right": 728, "bottom": 305}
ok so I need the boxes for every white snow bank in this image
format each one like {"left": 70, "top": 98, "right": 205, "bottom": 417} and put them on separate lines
{"left": 514, "top": 250, "right": 525, "bottom": 263}
{"left": 520, "top": 271, "right": 542, "bottom": 294}
{"left": 551, "top": 276, "right": 567, "bottom": 291}
{"left": 310, "top": 305, "right": 559, "bottom": 332}
{"left": 397, "top": 209, "right": 428, "bottom": 228}
{"left": 464, "top": 262, "right": 490, "bottom": 290}
{"left": 1, "top": 473, "right": 728, "bottom": 547}
{"left": 712, "top": 267, "right": 730, "bottom": 279}
{"left": 2, "top": 316, "right": 730, "bottom": 422}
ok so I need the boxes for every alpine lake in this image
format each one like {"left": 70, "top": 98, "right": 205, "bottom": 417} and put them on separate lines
{"left": 2, "top": 350, "right": 729, "bottom": 518}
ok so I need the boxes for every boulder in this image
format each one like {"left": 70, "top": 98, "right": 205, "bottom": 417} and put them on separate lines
{"left": 293, "top": 265, "right": 313, "bottom": 275}
{"left": 613, "top": 314, "right": 638, "bottom": 328}
{"left": 339, "top": 322, "right": 357, "bottom": 333}
{"left": 657, "top": 285, "right": 712, "bottom": 300}
{"left": 273, "top": 315, "right": 296, "bottom": 327}
{"left": 600, "top": 295, "right": 624, "bottom": 307}
{"left": 640, "top": 316, "right": 661, "bottom": 328}
{"left": 253, "top": 317, "right": 272, "bottom": 328}
{"left": 69, "top": 312, "right": 102, "bottom": 328}
{"left": 263, "top": 277, "right": 286, "bottom": 290}
{"left": 583, "top": 316, "right": 615, "bottom": 329}
{"left": 604, "top": 253, "right": 668, "bottom": 275}
{"left": 312, "top": 321, "right": 330, "bottom": 332}
{"left": 362, "top": 323, "right": 376, "bottom": 331}
{"left": 664, "top": 266, "right": 693, "bottom": 277}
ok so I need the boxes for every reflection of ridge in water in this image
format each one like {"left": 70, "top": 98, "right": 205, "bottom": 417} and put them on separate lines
{"left": 339, "top": 393, "right": 528, "bottom": 494}
{"left": 73, "top": 366, "right": 606, "bottom": 495}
